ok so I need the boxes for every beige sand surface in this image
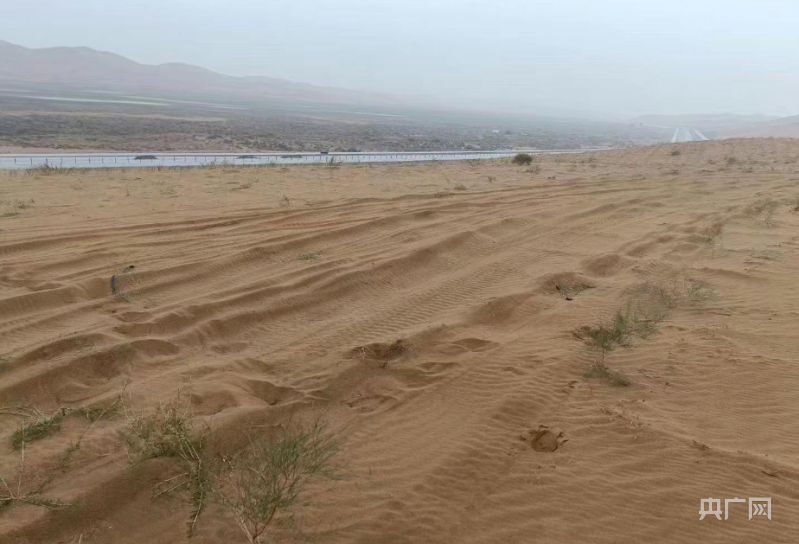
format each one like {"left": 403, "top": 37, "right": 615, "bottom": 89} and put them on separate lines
{"left": 1, "top": 139, "right": 799, "bottom": 543}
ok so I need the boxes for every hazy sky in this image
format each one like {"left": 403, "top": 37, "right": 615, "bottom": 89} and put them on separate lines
{"left": 2, "top": 0, "right": 798, "bottom": 118}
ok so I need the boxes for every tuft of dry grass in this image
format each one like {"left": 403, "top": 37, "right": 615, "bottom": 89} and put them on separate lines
{"left": 75, "top": 401, "right": 121, "bottom": 423}
{"left": 26, "top": 164, "right": 65, "bottom": 176}
{"left": 11, "top": 410, "right": 66, "bottom": 451}
{"left": 632, "top": 271, "right": 716, "bottom": 309}
{"left": 745, "top": 197, "right": 779, "bottom": 227}
{"left": 701, "top": 220, "right": 726, "bottom": 253}
{"left": 576, "top": 302, "right": 662, "bottom": 356}
{"left": 120, "top": 397, "right": 200, "bottom": 462}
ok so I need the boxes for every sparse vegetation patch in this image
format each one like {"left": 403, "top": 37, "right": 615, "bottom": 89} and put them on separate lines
{"left": 0, "top": 199, "right": 34, "bottom": 218}
{"left": 576, "top": 269, "right": 715, "bottom": 387}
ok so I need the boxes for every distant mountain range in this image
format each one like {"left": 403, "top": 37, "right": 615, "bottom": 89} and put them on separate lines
{"left": 0, "top": 40, "right": 415, "bottom": 108}
{"left": 2, "top": 40, "right": 798, "bottom": 140}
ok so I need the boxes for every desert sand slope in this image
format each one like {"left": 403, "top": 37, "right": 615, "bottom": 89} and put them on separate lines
{"left": 1, "top": 139, "right": 799, "bottom": 543}
{"left": 718, "top": 116, "right": 799, "bottom": 139}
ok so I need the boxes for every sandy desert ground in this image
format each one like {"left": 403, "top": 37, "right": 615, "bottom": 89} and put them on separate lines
{"left": 1, "top": 139, "right": 799, "bottom": 543}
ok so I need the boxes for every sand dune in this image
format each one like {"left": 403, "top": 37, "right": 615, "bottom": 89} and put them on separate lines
{"left": 2, "top": 139, "right": 799, "bottom": 543}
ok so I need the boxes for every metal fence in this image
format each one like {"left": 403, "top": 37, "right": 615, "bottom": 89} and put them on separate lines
{"left": 0, "top": 149, "right": 584, "bottom": 171}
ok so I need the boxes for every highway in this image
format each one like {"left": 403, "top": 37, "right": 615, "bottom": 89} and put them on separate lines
{"left": 671, "top": 127, "right": 710, "bottom": 143}
{"left": 0, "top": 149, "right": 592, "bottom": 171}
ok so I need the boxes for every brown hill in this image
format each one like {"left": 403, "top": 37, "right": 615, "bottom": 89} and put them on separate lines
{"left": 0, "top": 40, "right": 405, "bottom": 107}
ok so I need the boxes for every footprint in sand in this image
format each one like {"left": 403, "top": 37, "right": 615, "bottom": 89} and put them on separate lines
{"left": 344, "top": 394, "right": 396, "bottom": 414}
{"left": 520, "top": 425, "right": 567, "bottom": 453}
{"left": 433, "top": 338, "right": 500, "bottom": 355}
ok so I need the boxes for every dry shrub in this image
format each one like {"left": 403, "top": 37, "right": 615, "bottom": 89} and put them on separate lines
{"left": 512, "top": 153, "right": 533, "bottom": 166}
{"left": 117, "top": 394, "right": 341, "bottom": 541}
{"left": 1, "top": 452, "right": 73, "bottom": 511}
{"left": 120, "top": 396, "right": 209, "bottom": 536}
{"left": 214, "top": 420, "right": 339, "bottom": 544}
{"left": 577, "top": 300, "right": 665, "bottom": 356}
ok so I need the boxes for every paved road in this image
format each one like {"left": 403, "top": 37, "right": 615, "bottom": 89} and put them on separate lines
{"left": 671, "top": 127, "right": 710, "bottom": 143}
{"left": 0, "top": 149, "right": 593, "bottom": 171}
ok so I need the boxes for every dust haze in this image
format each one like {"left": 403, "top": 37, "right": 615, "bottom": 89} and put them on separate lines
{"left": 2, "top": 0, "right": 798, "bottom": 118}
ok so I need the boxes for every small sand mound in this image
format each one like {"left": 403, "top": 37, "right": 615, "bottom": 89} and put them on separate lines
{"left": 581, "top": 253, "right": 632, "bottom": 277}
{"left": 467, "top": 292, "right": 535, "bottom": 325}
{"left": 538, "top": 271, "right": 595, "bottom": 296}
{"left": 350, "top": 339, "right": 410, "bottom": 363}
